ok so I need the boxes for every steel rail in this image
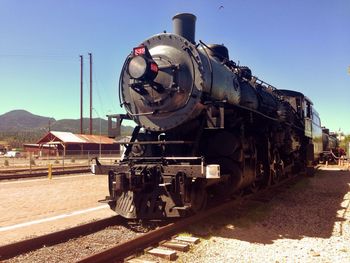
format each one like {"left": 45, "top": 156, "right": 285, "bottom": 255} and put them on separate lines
{"left": 77, "top": 207, "right": 231, "bottom": 263}
{"left": 0, "top": 168, "right": 91, "bottom": 180}
{"left": 0, "top": 173, "right": 302, "bottom": 262}
{"left": 78, "top": 175, "right": 302, "bottom": 263}
{"left": 0, "top": 164, "right": 90, "bottom": 174}
{"left": 0, "top": 216, "right": 125, "bottom": 261}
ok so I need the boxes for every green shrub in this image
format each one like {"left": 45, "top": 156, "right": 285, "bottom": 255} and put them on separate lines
{"left": 71, "top": 158, "right": 75, "bottom": 163}
{"left": 30, "top": 159, "right": 36, "bottom": 166}
{"left": 4, "top": 160, "right": 9, "bottom": 166}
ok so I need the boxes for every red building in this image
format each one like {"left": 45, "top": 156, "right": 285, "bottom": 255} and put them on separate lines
{"left": 24, "top": 131, "right": 119, "bottom": 156}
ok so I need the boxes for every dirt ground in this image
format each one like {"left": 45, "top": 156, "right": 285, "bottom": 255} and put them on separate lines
{"left": 0, "top": 174, "right": 115, "bottom": 245}
{"left": 175, "top": 166, "right": 350, "bottom": 263}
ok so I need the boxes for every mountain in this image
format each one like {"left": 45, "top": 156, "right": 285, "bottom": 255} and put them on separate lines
{"left": 0, "top": 110, "right": 55, "bottom": 132}
{"left": 0, "top": 109, "right": 133, "bottom": 136}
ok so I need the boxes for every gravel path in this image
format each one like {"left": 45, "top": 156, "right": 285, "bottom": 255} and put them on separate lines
{"left": 175, "top": 168, "right": 350, "bottom": 262}
{"left": 0, "top": 174, "right": 116, "bottom": 245}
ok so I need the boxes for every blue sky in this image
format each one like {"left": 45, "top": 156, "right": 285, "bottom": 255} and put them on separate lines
{"left": 0, "top": 0, "right": 349, "bottom": 133}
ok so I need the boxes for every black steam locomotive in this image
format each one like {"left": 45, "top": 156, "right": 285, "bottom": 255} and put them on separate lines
{"left": 95, "top": 13, "right": 323, "bottom": 219}
{"left": 320, "top": 128, "right": 339, "bottom": 163}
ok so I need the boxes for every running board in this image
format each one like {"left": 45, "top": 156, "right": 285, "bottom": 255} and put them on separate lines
{"left": 98, "top": 196, "right": 113, "bottom": 204}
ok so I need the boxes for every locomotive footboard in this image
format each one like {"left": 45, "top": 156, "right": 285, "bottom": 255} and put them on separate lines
{"left": 95, "top": 159, "right": 220, "bottom": 219}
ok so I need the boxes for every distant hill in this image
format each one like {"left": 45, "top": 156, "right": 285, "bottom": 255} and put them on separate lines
{"left": 51, "top": 118, "right": 134, "bottom": 136}
{"left": 0, "top": 109, "right": 133, "bottom": 137}
{"left": 0, "top": 110, "right": 55, "bottom": 132}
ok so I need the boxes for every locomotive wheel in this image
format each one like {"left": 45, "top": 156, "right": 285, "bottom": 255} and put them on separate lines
{"left": 246, "top": 181, "right": 260, "bottom": 193}
{"left": 190, "top": 180, "right": 208, "bottom": 212}
{"left": 270, "top": 149, "right": 284, "bottom": 185}
{"left": 253, "top": 161, "right": 268, "bottom": 189}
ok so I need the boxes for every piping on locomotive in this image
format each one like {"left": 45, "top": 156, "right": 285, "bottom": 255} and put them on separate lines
{"left": 94, "top": 13, "right": 323, "bottom": 219}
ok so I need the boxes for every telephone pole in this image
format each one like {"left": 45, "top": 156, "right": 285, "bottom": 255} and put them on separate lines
{"left": 80, "top": 55, "right": 84, "bottom": 134}
{"left": 89, "top": 52, "right": 93, "bottom": 135}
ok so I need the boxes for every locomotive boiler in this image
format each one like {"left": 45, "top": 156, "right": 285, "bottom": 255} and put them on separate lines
{"left": 95, "top": 13, "right": 322, "bottom": 219}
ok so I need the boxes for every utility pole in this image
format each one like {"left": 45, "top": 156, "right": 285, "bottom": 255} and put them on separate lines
{"left": 89, "top": 53, "right": 93, "bottom": 135}
{"left": 80, "top": 55, "right": 84, "bottom": 134}
{"left": 92, "top": 108, "right": 102, "bottom": 159}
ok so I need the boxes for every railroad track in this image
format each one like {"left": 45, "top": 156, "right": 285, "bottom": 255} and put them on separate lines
{"left": 0, "top": 164, "right": 90, "bottom": 174}
{"left": 0, "top": 174, "right": 302, "bottom": 262}
{"left": 0, "top": 166, "right": 91, "bottom": 180}
{"left": 78, "top": 175, "right": 302, "bottom": 263}
{"left": 0, "top": 216, "right": 126, "bottom": 261}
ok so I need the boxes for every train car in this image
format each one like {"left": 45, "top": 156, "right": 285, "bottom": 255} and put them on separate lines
{"left": 278, "top": 90, "right": 323, "bottom": 163}
{"left": 320, "top": 128, "right": 339, "bottom": 163}
{"left": 94, "top": 13, "right": 323, "bottom": 219}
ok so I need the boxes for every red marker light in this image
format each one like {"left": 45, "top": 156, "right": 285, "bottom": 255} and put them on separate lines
{"left": 150, "top": 63, "right": 158, "bottom": 73}
{"left": 133, "top": 46, "right": 146, "bottom": 56}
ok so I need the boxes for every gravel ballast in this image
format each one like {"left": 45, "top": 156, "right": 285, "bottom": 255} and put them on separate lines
{"left": 5, "top": 225, "right": 143, "bottom": 262}
{"left": 176, "top": 168, "right": 350, "bottom": 262}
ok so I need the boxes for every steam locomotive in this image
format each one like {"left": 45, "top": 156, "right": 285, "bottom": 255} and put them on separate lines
{"left": 320, "top": 128, "right": 339, "bottom": 163}
{"left": 95, "top": 13, "right": 323, "bottom": 219}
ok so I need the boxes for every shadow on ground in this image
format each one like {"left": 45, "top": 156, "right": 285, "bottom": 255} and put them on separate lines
{"left": 187, "top": 169, "right": 350, "bottom": 244}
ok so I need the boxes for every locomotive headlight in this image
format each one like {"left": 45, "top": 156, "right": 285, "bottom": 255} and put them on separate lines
{"left": 127, "top": 45, "right": 159, "bottom": 81}
{"left": 128, "top": 56, "right": 148, "bottom": 79}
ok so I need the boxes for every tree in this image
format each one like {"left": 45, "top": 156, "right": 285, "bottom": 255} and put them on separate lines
{"left": 340, "top": 134, "right": 350, "bottom": 156}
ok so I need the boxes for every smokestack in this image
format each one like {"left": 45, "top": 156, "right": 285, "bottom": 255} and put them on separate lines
{"left": 172, "top": 13, "right": 196, "bottom": 44}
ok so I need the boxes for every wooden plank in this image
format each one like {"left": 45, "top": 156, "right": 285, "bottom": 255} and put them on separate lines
{"left": 147, "top": 248, "right": 177, "bottom": 261}
{"left": 162, "top": 241, "right": 190, "bottom": 252}
{"left": 174, "top": 236, "right": 200, "bottom": 244}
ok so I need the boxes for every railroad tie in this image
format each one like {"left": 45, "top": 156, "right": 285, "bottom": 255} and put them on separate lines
{"left": 161, "top": 240, "right": 190, "bottom": 252}
{"left": 147, "top": 248, "right": 177, "bottom": 261}
{"left": 127, "top": 235, "right": 200, "bottom": 262}
{"left": 174, "top": 235, "right": 200, "bottom": 244}
{"left": 126, "top": 258, "right": 158, "bottom": 263}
